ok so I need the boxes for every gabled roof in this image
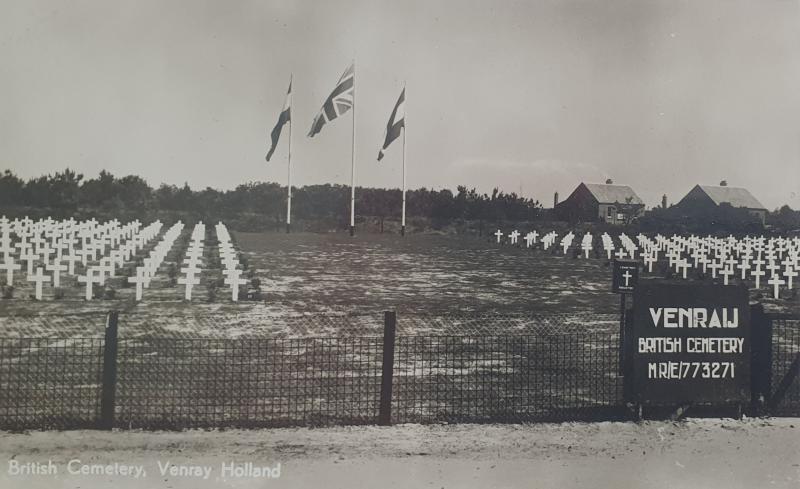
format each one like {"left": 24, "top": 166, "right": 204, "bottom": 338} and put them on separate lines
{"left": 696, "top": 185, "right": 766, "bottom": 210}
{"left": 583, "top": 183, "right": 644, "bottom": 205}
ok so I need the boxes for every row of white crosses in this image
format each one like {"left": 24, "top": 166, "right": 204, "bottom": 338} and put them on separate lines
{"left": 127, "top": 222, "right": 184, "bottom": 301}
{"left": 75, "top": 221, "right": 163, "bottom": 300}
{"left": 494, "top": 228, "right": 563, "bottom": 253}
{"left": 0, "top": 216, "right": 163, "bottom": 300}
{"left": 490, "top": 227, "right": 798, "bottom": 300}
{"left": 215, "top": 222, "right": 247, "bottom": 301}
{"left": 177, "top": 223, "right": 206, "bottom": 301}
{"left": 634, "top": 234, "right": 799, "bottom": 299}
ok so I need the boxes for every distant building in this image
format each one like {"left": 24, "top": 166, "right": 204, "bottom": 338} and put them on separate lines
{"left": 675, "top": 183, "right": 767, "bottom": 224}
{"left": 554, "top": 182, "right": 645, "bottom": 224}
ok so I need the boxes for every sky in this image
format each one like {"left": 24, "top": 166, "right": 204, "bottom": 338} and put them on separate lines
{"left": 1, "top": 0, "right": 799, "bottom": 210}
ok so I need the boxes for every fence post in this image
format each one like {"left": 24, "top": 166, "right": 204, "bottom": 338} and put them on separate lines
{"left": 99, "top": 310, "right": 119, "bottom": 430}
{"left": 750, "top": 304, "right": 772, "bottom": 414}
{"left": 379, "top": 311, "right": 397, "bottom": 426}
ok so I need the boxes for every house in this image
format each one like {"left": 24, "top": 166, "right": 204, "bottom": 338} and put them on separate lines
{"left": 675, "top": 183, "right": 767, "bottom": 224}
{"left": 554, "top": 181, "right": 645, "bottom": 224}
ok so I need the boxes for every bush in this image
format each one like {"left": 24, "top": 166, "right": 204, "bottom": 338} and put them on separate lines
{"left": 104, "top": 286, "right": 116, "bottom": 300}
{"left": 206, "top": 284, "right": 218, "bottom": 302}
{"left": 1, "top": 285, "right": 13, "bottom": 299}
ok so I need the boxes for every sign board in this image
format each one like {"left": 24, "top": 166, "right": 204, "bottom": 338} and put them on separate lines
{"left": 630, "top": 283, "right": 750, "bottom": 405}
{"left": 612, "top": 259, "right": 639, "bottom": 293}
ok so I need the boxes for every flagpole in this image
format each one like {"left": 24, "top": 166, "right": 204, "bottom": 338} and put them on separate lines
{"left": 401, "top": 83, "right": 406, "bottom": 237}
{"left": 286, "top": 74, "right": 293, "bottom": 234}
{"left": 349, "top": 61, "right": 356, "bottom": 237}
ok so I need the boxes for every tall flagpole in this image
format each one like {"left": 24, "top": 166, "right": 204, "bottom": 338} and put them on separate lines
{"left": 349, "top": 61, "right": 356, "bottom": 236}
{"left": 401, "top": 82, "right": 407, "bottom": 237}
{"left": 286, "top": 74, "right": 293, "bottom": 234}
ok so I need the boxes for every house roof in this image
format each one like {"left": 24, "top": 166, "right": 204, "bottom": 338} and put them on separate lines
{"left": 583, "top": 183, "right": 644, "bottom": 205}
{"left": 696, "top": 185, "right": 766, "bottom": 210}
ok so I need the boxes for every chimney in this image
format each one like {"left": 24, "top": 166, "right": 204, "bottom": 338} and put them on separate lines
{"left": 719, "top": 180, "right": 728, "bottom": 187}
{"left": 553, "top": 191, "right": 559, "bottom": 207}
{"left": 605, "top": 178, "right": 613, "bottom": 184}
{"left": 662, "top": 194, "right": 668, "bottom": 209}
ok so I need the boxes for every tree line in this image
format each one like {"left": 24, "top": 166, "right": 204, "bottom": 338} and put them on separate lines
{"left": 0, "top": 169, "right": 544, "bottom": 226}
{"left": 2, "top": 168, "right": 799, "bottom": 235}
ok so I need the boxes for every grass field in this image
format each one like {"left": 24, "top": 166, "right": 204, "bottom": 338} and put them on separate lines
{"left": 0, "top": 230, "right": 624, "bottom": 337}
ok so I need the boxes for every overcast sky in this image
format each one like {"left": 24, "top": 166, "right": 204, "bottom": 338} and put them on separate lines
{"left": 2, "top": 0, "right": 799, "bottom": 210}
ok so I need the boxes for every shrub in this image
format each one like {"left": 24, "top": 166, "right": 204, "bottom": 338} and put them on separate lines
{"left": 206, "top": 284, "right": 218, "bottom": 303}
{"left": 103, "top": 286, "right": 116, "bottom": 300}
{"left": 1, "top": 285, "right": 13, "bottom": 299}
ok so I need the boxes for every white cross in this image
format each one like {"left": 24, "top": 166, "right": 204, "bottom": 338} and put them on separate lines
{"left": 494, "top": 230, "right": 503, "bottom": 244}
{"left": 767, "top": 274, "right": 786, "bottom": 299}
{"left": 509, "top": 230, "right": 520, "bottom": 245}
{"left": 127, "top": 268, "right": 147, "bottom": 301}
{"left": 99, "top": 257, "right": 116, "bottom": 278}
{"left": 643, "top": 254, "right": 657, "bottom": 273}
{"left": 77, "top": 267, "right": 103, "bottom": 300}
{"left": 707, "top": 260, "right": 722, "bottom": 279}
{"left": 751, "top": 267, "right": 766, "bottom": 289}
{"left": 45, "top": 261, "right": 67, "bottom": 288}
{"left": 223, "top": 269, "right": 248, "bottom": 302}
{"left": 63, "top": 252, "right": 80, "bottom": 275}
{"left": 581, "top": 240, "right": 593, "bottom": 259}
{"left": 720, "top": 266, "right": 734, "bottom": 285}
{"left": 737, "top": 259, "right": 750, "bottom": 280}
{"left": 622, "top": 270, "right": 632, "bottom": 287}
{"left": 677, "top": 260, "right": 691, "bottom": 280}
{"left": 177, "top": 272, "right": 202, "bottom": 301}
{"left": 615, "top": 248, "right": 626, "bottom": 260}
{"left": 784, "top": 266, "right": 797, "bottom": 290}
{"left": 766, "top": 261, "right": 781, "bottom": 277}
{"left": 77, "top": 247, "right": 93, "bottom": 265}
{"left": 524, "top": 233, "right": 535, "bottom": 248}
{"left": 0, "top": 257, "right": 22, "bottom": 285}
{"left": 27, "top": 266, "right": 50, "bottom": 300}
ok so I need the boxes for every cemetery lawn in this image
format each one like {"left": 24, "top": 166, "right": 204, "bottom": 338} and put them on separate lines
{"left": 0, "top": 232, "right": 619, "bottom": 329}
{"left": 0, "top": 231, "right": 796, "bottom": 337}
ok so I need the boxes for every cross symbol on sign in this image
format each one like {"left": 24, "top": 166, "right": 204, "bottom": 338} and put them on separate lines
{"left": 622, "top": 270, "right": 632, "bottom": 287}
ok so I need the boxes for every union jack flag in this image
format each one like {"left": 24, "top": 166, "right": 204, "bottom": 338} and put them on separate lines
{"left": 308, "top": 63, "right": 354, "bottom": 138}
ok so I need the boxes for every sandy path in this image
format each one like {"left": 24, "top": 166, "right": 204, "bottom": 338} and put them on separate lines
{"left": 1, "top": 418, "right": 798, "bottom": 488}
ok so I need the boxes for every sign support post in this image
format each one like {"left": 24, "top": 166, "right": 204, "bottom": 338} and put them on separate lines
{"left": 612, "top": 259, "right": 639, "bottom": 376}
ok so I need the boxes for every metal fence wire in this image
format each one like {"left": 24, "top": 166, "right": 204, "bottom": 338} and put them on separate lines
{"left": 0, "top": 337, "right": 104, "bottom": 430}
{"left": 115, "top": 336, "right": 383, "bottom": 429}
{"left": 0, "top": 311, "right": 797, "bottom": 431}
{"left": 771, "top": 319, "right": 800, "bottom": 416}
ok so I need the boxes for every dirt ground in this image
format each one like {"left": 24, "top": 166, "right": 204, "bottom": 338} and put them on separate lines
{"left": 1, "top": 418, "right": 798, "bottom": 489}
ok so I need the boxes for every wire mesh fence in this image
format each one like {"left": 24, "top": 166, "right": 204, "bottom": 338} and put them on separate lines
{"left": 392, "top": 331, "right": 623, "bottom": 423}
{"left": 770, "top": 318, "right": 800, "bottom": 416}
{"left": 0, "top": 311, "right": 797, "bottom": 431}
{"left": 115, "top": 336, "right": 383, "bottom": 429}
{"left": 0, "top": 337, "right": 104, "bottom": 430}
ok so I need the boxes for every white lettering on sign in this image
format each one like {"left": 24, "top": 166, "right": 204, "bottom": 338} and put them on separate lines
{"left": 649, "top": 307, "right": 739, "bottom": 328}
{"left": 638, "top": 337, "right": 682, "bottom": 354}
{"left": 647, "top": 361, "right": 736, "bottom": 379}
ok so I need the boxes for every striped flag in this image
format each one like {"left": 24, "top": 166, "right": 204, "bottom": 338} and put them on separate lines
{"left": 266, "top": 78, "right": 292, "bottom": 162}
{"left": 308, "top": 64, "right": 354, "bottom": 138}
{"left": 377, "top": 88, "right": 405, "bottom": 161}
